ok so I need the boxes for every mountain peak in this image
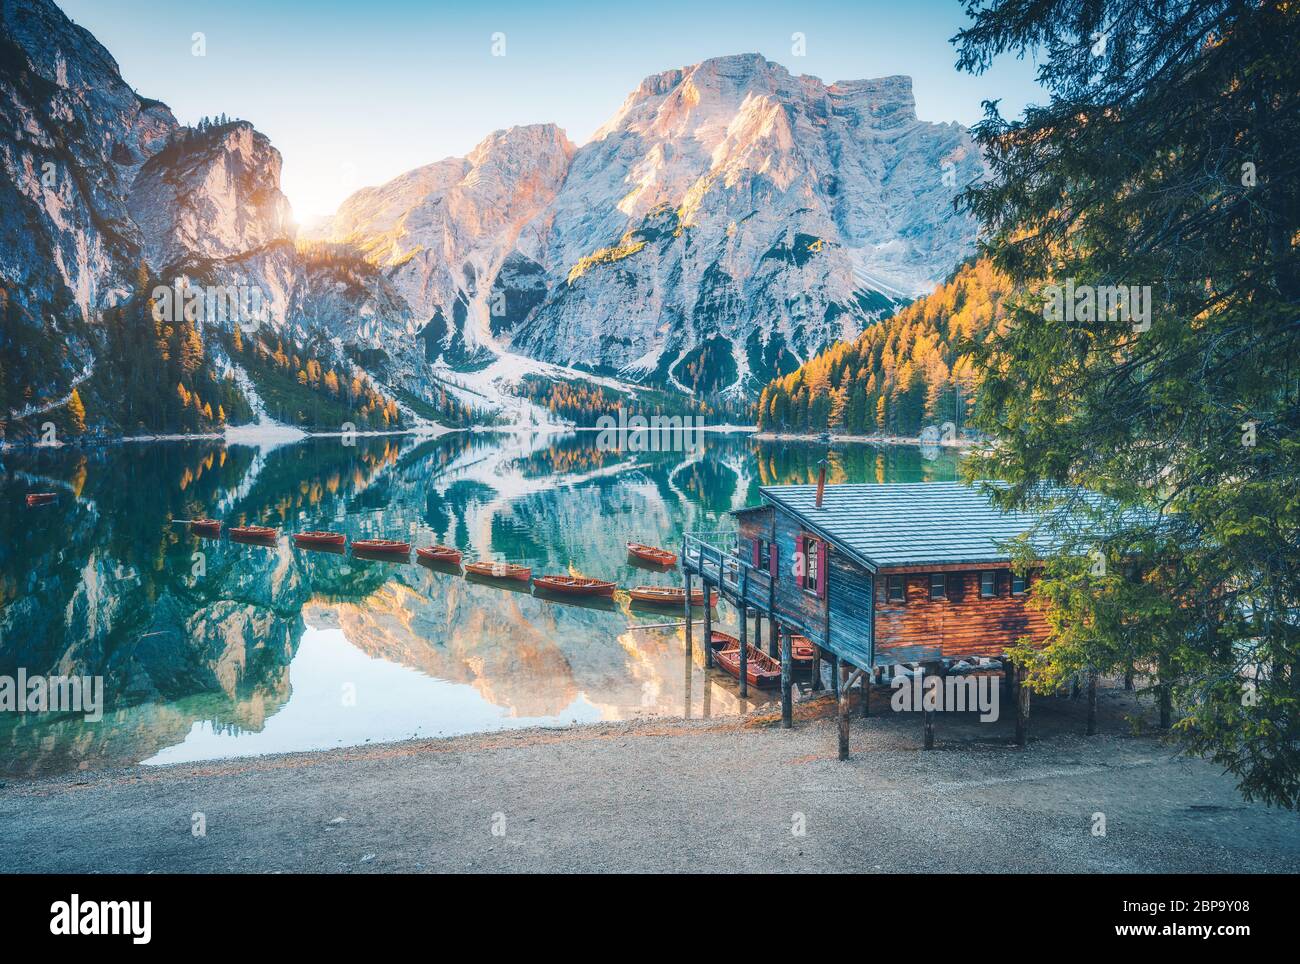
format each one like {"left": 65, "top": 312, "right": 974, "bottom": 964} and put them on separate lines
{"left": 598, "top": 54, "right": 923, "bottom": 143}
{"left": 128, "top": 116, "right": 294, "bottom": 269}
{"left": 828, "top": 74, "right": 917, "bottom": 125}
{"left": 627, "top": 52, "right": 783, "bottom": 102}
{"left": 688, "top": 51, "right": 778, "bottom": 78}
{"left": 467, "top": 123, "right": 574, "bottom": 167}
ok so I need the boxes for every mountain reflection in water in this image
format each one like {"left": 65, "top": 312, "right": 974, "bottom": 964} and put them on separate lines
{"left": 0, "top": 431, "right": 961, "bottom": 778}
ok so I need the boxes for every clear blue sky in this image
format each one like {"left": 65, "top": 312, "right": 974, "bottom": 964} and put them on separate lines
{"left": 60, "top": 0, "right": 1043, "bottom": 222}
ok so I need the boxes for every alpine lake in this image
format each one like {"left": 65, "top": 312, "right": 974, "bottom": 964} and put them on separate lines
{"left": 0, "top": 430, "right": 961, "bottom": 779}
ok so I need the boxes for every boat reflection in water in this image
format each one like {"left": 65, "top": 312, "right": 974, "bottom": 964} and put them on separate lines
{"left": 0, "top": 430, "right": 961, "bottom": 779}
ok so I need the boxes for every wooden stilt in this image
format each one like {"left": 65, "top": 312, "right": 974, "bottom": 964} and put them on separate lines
{"left": 780, "top": 625, "right": 792, "bottom": 729}
{"left": 683, "top": 570, "right": 693, "bottom": 661}
{"left": 831, "top": 654, "right": 840, "bottom": 698}
{"left": 702, "top": 578, "right": 713, "bottom": 669}
{"left": 767, "top": 571, "right": 777, "bottom": 659}
{"left": 682, "top": 629, "right": 692, "bottom": 720}
{"left": 811, "top": 648, "right": 823, "bottom": 692}
{"left": 1086, "top": 669, "right": 1099, "bottom": 736}
{"left": 838, "top": 662, "right": 852, "bottom": 760}
{"left": 738, "top": 603, "right": 749, "bottom": 699}
{"left": 740, "top": 569, "right": 750, "bottom": 697}
{"left": 1015, "top": 663, "right": 1030, "bottom": 747}
{"left": 922, "top": 661, "right": 938, "bottom": 750}
{"left": 860, "top": 667, "right": 871, "bottom": 717}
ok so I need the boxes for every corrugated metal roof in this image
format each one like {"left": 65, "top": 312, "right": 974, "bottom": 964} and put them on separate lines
{"left": 751, "top": 481, "right": 1101, "bottom": 569}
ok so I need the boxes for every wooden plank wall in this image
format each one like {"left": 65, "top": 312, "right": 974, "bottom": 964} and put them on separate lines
{"left": 739, "top": 506, "right": 873, "bottom": 667}
{"left": 737, "top": 506, "right": 824, "bottom": 634}
{"left": 873, "top": 568, "right": 1049, "bottom": 663}
{"left": 771, "top": 507, "right": 826, "bottom": 633}
{"left": 736, "top": 509, "right": 773, "bottom": 558}
{"left": 827, "top": 552, "right": 873, "bottom": 668}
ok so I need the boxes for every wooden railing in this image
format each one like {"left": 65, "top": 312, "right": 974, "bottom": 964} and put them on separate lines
{"left": 682, "top": 532, "right": 828, "bottom": 646}
{"left": 681, "top": 532, "right": 775, "bottom": 616}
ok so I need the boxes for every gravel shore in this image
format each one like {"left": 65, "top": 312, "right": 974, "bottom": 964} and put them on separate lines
{"left": 2, "top": 686, "right": 1295, "bottom": 873}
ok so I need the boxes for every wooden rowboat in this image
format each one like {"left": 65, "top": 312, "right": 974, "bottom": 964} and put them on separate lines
{"left": 627, "top": 542, "right": 677, "bottom": 566}
{"left": 533, "top": 575, "right": 617, "bottom": 597}
{"left": 713, "top": 629, "right": 812, "bottom": 664}
{"left": 294, "top": 531, "right": 346, "bottom": 548}
{"left": 628, "top": 585, "right": 716, "bottom": 607}
{"left": 790, "top": 634, "right": 817, "bottom": 663}
{"left": 190, "top": 519, "right": 222, "bottom": 537}
{"left": 352, "top": 539, "right": 411, "bottom": 558}
{"left": 464, "top": 561, "right": 531, "bottom": 582}
{"left": 709, "top": 630, "right": 740, "bottom": 651}
{"left": 25, "top": 492, "right": 57, "bottom": 507}
{"left": 229, "top": 525, "right": 278, "bottom": 543}
{"left": 416, "top": 545, "right": 462, "bottom": 566}
{"left": 713, "top": 642, "right": 783, "bottom": 688}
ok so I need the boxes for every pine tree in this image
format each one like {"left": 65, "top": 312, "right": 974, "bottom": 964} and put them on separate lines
{"left": 66, "top": 388, "right": 86, "bottom": 435}
{"left": 180, "top": 317, "right": 203, "bottom": 376}
{"left": 956, "top": 0, "right": 1300, "bottom": 807}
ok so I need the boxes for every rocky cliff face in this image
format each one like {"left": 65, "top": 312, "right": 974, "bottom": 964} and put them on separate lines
{"left": 0, "top": 0, "right": 421, "bottom": 422}
{"left": 128, "top": 122, "right": 295, "bottom": 270}
{"left": 0, "top": 0, "right": 177, "bottom": 394}
{"left": 125, "top": 120, "right": 418, "bottom": 351}
{"left": 313, "top": 54, "right": 983, "bottom": 395}
{"left": 4, "top": 1, "right": 981, "bottom": 418}
{"left": 306, "top": 124, "right": 574, "bottom": 367}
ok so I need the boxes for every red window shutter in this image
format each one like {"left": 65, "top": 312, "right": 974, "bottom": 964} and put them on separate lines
{"left": 769, "top": 542, "right": 779, "bottom": 581}
{"left": 751, "top": 539, "right": 761, "bottom": 567}
{"left": 816, "top": 541, "right": 828, "bottom": 598}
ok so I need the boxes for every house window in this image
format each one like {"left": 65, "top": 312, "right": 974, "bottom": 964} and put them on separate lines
{"left": 930, "top": 573, "right": 946, "bottom": 600}
{"left": 980, "top": 571, "right": 997, "bottom": 599}
{"left": 751, "top": 538, "right": 770, "bottom": 568}
{"left": 887, "top": 574, "right": 905, "bottom": 602}
{"left": 802, "top": 536, "right": 819, "bottom": 593}
{"left": 1011, "top": 572, "right": 1028, "bottom": 595}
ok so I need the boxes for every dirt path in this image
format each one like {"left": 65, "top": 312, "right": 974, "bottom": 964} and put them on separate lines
{"left": 1, "top": 689, "right": 1295, "bottom": 873}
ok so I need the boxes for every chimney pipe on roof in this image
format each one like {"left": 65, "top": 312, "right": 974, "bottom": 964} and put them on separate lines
{"left": 815, "top": 458, "right": 828, "bottom": 508}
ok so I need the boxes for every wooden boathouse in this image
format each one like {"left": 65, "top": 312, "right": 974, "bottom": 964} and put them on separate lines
{"left": 681, "top": 479, "right": 1064, "bottom": 757}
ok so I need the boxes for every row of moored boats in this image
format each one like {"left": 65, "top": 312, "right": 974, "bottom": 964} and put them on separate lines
{"left": 28, "top": 493, "right": 808, "bottom": 687}
{"left": 186, "top": 521, "right": 714, "bottom": 605}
